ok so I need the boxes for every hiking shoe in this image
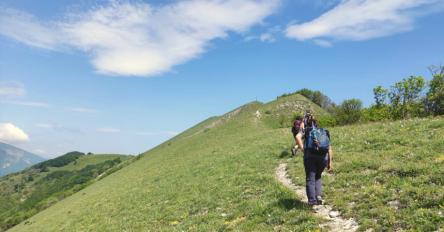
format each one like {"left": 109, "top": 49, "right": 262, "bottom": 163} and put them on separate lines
{"left": 291, "top": 145, "right": 299, "bottom": 156}
{"left": 316, "top": 196, "right": 324, "bottom": 205}
{"left": 308, "top": 201, "right": 318, "bottom": 210}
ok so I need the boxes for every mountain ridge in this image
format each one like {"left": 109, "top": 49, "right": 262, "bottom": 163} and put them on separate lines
{"left": 0, "top": 142, "right": 45, "bottom": 177}
{"left": 8, "top": 94, "right": 442, "bottom": 231}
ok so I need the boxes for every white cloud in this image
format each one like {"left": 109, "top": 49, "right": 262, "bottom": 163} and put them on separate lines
{"left": 65, "top": 107, "right": 98, "bottom": 113}
{"left": 136, "top": 131, "right": 179, "bottom": 136}
{"left": 35, "top": 123, "right": 84, "bottom": 135}
{"left": 97, "top": 127, "right": 120, "bottom": 133}
{"left": 0, "top": 0, "right": 279, "bottom": 77}
{"left": 35, "top": 123, "right": 54, "bottom": 129}
{"left": 313, "top": 39, "right": 332, "bottom": 47}
{"left": 0, "top": 123, "right": 29, "bottom": 143}
{"left": 259, "top": 33, "right": 276, "bottom": 43}
{"left": 0, "top": 9, "right": 62, "bottom": 50}
{"left": 1, "top": 100, "right": 51, "bottom": 108}
{"left": 286, "top": 0, "right": 444, "bottom": 45}
{"left": 0, "top": 82, "right": 25, "bottom": 98}
{"left": 244, "top": 25, "right": 280, "bottom": 43}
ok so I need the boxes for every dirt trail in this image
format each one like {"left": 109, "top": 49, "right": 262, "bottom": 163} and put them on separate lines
{"left": 276, "top": 163, "right": 359, "bottom": 232}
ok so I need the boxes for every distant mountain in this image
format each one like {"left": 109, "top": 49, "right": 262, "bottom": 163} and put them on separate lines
{"left": 0, "top": 142, "right": 45, "bottom": 176}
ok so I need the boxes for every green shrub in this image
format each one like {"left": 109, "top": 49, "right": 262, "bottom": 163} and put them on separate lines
{"left": 335, "top": 99, "right": 363, "bottom": 125}
{"left": 426, "top": 70, "right": 444, "bottom": 116}
{"left": 34, "top": 151, "right": 84, "bottom": 169}
{"left": 388, "top": 76, "right": 426, "bottom": 119}
{"left": 361, "top": 106, "right": 391, "bottom": 122}
{"left": 317, "top": 115, "right": 337, "bottom": 127}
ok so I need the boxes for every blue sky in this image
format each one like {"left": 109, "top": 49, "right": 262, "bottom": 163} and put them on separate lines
{"left": 0, "top": 0, "right": 443, "bottom": 158}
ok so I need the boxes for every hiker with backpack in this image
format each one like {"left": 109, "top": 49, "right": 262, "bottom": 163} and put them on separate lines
{"left": 297, "top": 112, "right": 333, "bottom": 206}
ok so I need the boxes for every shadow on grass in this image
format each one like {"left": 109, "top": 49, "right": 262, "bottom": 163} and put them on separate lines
{"left": 279, "top": 150, "right": 290, "bottom": 158}
{"left": 278, "top": 198, "right": 307, "bottom": 211}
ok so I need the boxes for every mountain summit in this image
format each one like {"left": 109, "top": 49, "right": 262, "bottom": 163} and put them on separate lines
{"left": 0, "top": 142, "right": 45, "bottom": 176}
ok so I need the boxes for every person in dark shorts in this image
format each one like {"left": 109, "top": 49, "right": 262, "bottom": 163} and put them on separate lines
{"left": 291, "top": 115, "right": 304, "bottom": 155}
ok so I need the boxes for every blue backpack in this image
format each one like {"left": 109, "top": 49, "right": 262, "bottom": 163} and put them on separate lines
{"left": 305, "top": 127, "right": 330, "bottom": 155}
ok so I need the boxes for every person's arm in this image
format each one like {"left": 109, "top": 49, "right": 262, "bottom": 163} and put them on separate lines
{"left": 296, "top": 133, "right": 304, "bottom": 150}
{"left": 327, "top": 146, "right": 333, "bottom": 172}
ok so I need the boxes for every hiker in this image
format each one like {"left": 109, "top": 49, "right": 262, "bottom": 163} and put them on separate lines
{"left": 291, "top": 115, "right": 304, "bottom": 155}
{"left": 297, "top": 113, "right": 333, "bottom": 206}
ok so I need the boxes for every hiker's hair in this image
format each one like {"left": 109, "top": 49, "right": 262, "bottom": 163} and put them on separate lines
{"left": 307, "top": 117, "right": 317, "bottom": 128}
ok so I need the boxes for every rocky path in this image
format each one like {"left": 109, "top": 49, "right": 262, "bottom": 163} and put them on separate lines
{"left": 276, "top": 163, "right": 359, "bottom": 232}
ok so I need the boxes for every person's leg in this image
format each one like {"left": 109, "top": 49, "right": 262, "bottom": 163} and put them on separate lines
{"left": 314, "top": 155, "right": 327, "bottom": 198}
{"left": 304, "top": 154, "right": 317, "bottom": 205}
{"left": 291, "top": 134, "right": 298, "bottom": 156}
{"left": 295, "top": 131, "right": 304, "bottom": 150}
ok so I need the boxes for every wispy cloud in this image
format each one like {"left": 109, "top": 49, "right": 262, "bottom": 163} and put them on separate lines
{"left": 286, "top": 0, "right": 444, "bottom": 45}
{"left": 65, "top": 107, "right": 98, "bottom": 113}
{"left": 259, "top": 33, "right": 276, "bottom": 43}
{"left": 97, "top": 127, "right": 120, "bottom": 133}
{"left": 0, "top": 122, "right": 29, "bottom": 143}
{"left": 1, "top": 100, "right": 51, "bottom": 108}
{"left": 0, "top": 82, "right": 25, "bottom": 98}
{"left": 0, "top": 8, "right": 62, "bottom": 50}
{"left": 136, "top": 131, "right": 179, "bottom": 136}
{"left": 244, "top": 25, "right": 281, "bottom": 43}
{"left": 34, "top": 123, "right": 84, "bottom": 135}
{"left": 0, "top": 0, "right": 279, "bottom": 77}
{"left": 35, "top": 123, "right": 54, "bottom": 129}
{"left": 313, "top": 39, "right": 332, "bottom": 48}
{"left": 1, "top": 100, "right": 100, "bottom": 114}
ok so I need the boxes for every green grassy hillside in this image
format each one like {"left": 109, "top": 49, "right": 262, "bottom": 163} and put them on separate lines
{"left": 0, "top": 152, "right": 132, "bottom": 231}
{"left": 8, "top": 94, "right": 444, "bottom": 231}
{"left": 288, "top": 117, "right": 444, "bottom": 231}
{"left": 261, "top": 93, "right": 330, "bottom": 128}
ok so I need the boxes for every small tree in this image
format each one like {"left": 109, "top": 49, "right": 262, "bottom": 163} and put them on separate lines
{"left": 389, "top": 76, "right": 425, "bottom": 119}
{"left": 336, "top": 99, "right": 363, "bottom": 125}
{"left": 373, "top": 86, "right": 388, "bottom": 108}
{"left": 426, "top": 66, "right": 444, "bottom": 115}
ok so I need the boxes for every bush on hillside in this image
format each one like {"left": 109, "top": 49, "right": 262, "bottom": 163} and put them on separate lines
{"left": 361, "top": 106, "right": 391, "bottom": 122}
{"left": 277, "top": 88, "right": 336, "bottom": 113}
{"left": 9, "top": 157, "right": 124, "bottom": 229}
{"left": 388, "top": 76, "right": 426, "bottom": 119}
{"left": 425, "top": 66, "right": 444, "bottom": 116}
{"left": 317, "top": 115, "right": 337, "bottom": 127}
{"left": 335, "top": 99, "right": 363, "bottom": 125}
{"left": 33, "top": 152, "right": 85, "bottom": 170}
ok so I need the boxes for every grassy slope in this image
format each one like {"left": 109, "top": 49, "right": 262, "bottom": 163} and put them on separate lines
{"left": 287, "top": 117, "right": 444, "bottom": 231}
{"left": 10, "top": 95, "right": 325, "bottom": 231}
{"left": 0, "top": 154, "right": 131, "bottom": 231}
{"left": 49, "top": 154, "right": 128, "bottom": 172}
{"left": 261, "top": 94, "right": 329, "bottom": 128}
{"left": 9, "top": 94, "right": 444, "bottom": 231}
